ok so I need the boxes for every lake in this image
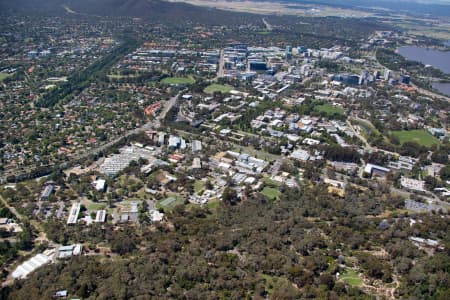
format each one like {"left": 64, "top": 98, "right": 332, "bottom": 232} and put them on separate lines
{"left": 397, "top": 46, "right": 450, "bottom": 74}
{"left": 398, "top": 46, "right": 450, "bottom": 95}
{"left": 432, "top": 82, "right": 450, "bottom": 96}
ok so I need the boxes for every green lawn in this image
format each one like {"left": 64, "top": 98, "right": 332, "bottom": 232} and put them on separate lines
{"left": 341, "top": 269, "right": 363, "bottom": 287}
{"left": 261, "top": 187, "right": 281, "bottom": 201}
{"left": 391, "top": 129, "right": 440, "bottom": 147}
{"left": 0, "top": 73, "right": 13, "bottom": 82}
{"left": 158, "top": 196, "right": 184, "bottom": 210}
{"left": 352, "top": 118, "right": 381, "bottom": 139}
{"left": 261, "top": 274, "right": 297, "bottom": 296}
{"left": 194, "top": 180, "right": 205, "bottom": 194}
{"left": 88, "top": 203, "right": 106, "bottom": 211}
{"left": 263, "top": 176, "right": 281, "bottom": 187}
{"left": 315, "top": 104, "right": 345, "bottom": 116}
{"left": 261, "top": 274, "right": 276, "bottom": 294}
{"left": 160, "top": 77, "right": 194, "bottom": 85}
{"left": 204, "top": 83, "right": 233, "bottom": 94}
{"left": 206, "top": 199, "right": 220, "bottom": 210}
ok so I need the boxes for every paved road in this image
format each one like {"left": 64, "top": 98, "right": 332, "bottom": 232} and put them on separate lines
{"left": 346, "top": 117, "right": 398, "bottom": 156}
{"left": 160, "top": 93, "right": 180, "bottom": 120}
{"left": 262, "top": 18, "right": 273, "bottom": 31}
{"left": 217, "top": 49, "right": 225, "bottom": 78}
{"left": 0, "top": 192, "right": 49, "bottom": 244}
{"left": 0, "top": 194, "right": 23, "bottom": 222}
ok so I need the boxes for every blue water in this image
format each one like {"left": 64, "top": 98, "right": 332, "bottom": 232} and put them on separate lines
{"left": 397, "top": 46, "right": 450, "bottom": 74}
{"left": 397, "top": 46, "right": 450, "bottom": 96}
{"left": 432, "top": 82, "right": 450, "bottom": 96}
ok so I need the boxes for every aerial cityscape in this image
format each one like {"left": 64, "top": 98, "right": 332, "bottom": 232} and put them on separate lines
{"left": 0, "top": 0, "right": 449, "bottom": 299}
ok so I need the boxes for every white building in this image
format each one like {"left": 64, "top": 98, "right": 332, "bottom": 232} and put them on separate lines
{"left": 67, "top": 202, "right": 81, "bottom": 225}
{"left": 192, "top": 140, "right": 202, "bottom": 152}
{"left": 12, "top": 253, "right": 51, "bottom": 279}
{"left": 290, "top": 149, "right": 310, "bottom": 161}
{"left": 93, "top": 179, "right": 106, "bottom": 192}
{"left": 150, "top": 210, "right": 164, "bottom": 222}
{"left": 364, "top": 163, "right": 390, "bottom": 177}
{"left": 95, "top": 210, "right": 107, "bottom": 223}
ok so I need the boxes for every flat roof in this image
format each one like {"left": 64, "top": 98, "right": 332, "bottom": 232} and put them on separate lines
{"left": 12, "top": 254, "right": 50, "bottom": 279}
{"left": 67, "top": 202, "right": 81, "bottom": 225}
{"left": 95, "top": 210, "right": 106, "bottom": 223}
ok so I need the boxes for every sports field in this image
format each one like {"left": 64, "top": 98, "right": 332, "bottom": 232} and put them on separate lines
{"left": 160, "top": 77, "right": 195, "bottom": 85}
{"left": 159, "top": 197, "right": 178, "bottom": 207}
{"left": 204, "top": 83, "right": 232, "bottom": 94}
{"left": 391, "top": 130, "right": 440, "bottom": 147}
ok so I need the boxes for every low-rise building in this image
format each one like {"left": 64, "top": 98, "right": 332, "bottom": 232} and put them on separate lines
{"left": 400, "top": 177, "right": 425, "bottom": 192}
{"left": 95, "top": 210, "right": 107, "bottom": 223}
{"left": 58, "top": 244, "right": 83, "bottom": 258}
{"left": 67, "top": 202, "right": 81, "bottom": 225}
{"left": 93, "top": 179, "right": 106, "bottom": 192}
{"left": 150, "top": 210, "right": 164, "bottom": 222}
{"left": 192, "top": 140, "right": 202, "bottom": 152}
{"left": 40, "top": 185, "right": 54, "bottom": 200}
{"left": 290, "top": 149, "right": 310, "bottom": 161}
{"left": 364, "top": 163, "right": 390, "bottom": 178}
{"left": 12, "top": 253, "right": 51, "bottom": 279}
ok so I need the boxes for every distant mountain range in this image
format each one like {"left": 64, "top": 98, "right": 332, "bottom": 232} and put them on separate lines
{"left": 0, "top": 0, "right": 251, "bottom": 23}
{"left": 1, "top": 0, "right": 449, "bottom": 18}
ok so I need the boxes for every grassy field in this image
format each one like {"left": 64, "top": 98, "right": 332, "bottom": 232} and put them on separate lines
{"left": 236, "top": 145, "right": 279, "bottom": 162}
{"left": 0, "top": 73, "right": 13, "bottom": 81}
{"left": 206, "top": 199, "right": 221, "bottom": 210}
{"left": 391, "top": 130, "right": 440, "bottom": 147}
{"left": 87, "top": 203, "right": 106, "bottom": 211}
{"left": 160, "top": 77, "right": 194, "bottom": 85}
{"left": 194, "top": 180, "right": 205, "bottom": 194}
{"left": 107, "top": 73, "right": 137, "bottom": 79}
{"left": 158, "top": 196, "right": 184, "bottom": 210}
{"left": 341, "top": 269, "right": 363, "bottom": 287}
{"left": 261, "top": 187, "right": 281, "bottom": 201}
{"left": 261, "top": 274, "right": 296, "bottom": 296}
{"left": 261, "top": 274, "right": 277, "bottom": 295}
{"left": 204, "top": 83, "right": 233, "bottom": 94}
{"left": 263, "top": 176, "right": 281, "bottom": 187}
{"left": 315, "top": 104, "right": 345, "bottom": 116}
{"left": 388, "top": 19, "right": 450, "bottom": 41}
{"left": 351, "top": 118, "right": 382, "bottom": 140}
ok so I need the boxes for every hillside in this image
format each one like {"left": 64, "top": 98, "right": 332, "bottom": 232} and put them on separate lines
{"left": 0, "top": 0, "right": 253, "bottom": 24}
